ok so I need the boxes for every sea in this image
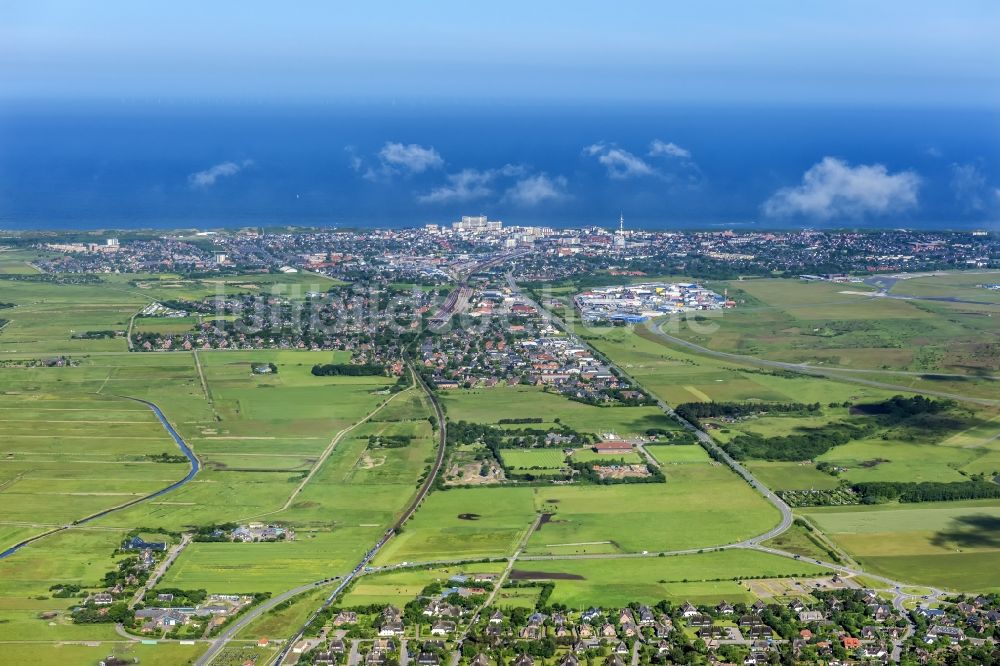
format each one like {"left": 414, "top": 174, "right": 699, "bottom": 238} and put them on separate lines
{"left": 0, "top": 100, "right": 997, "bottom": 231}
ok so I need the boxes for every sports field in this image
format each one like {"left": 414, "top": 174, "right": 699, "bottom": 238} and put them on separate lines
{"left": 500, "top": 448, "right": 568, "bottom": 471}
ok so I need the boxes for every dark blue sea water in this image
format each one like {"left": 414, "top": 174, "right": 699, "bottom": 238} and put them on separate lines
{"left": 0, "top": 101, "right": 997, "bottom": 230}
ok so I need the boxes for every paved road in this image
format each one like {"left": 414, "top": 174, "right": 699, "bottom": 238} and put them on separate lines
{"left": 131, "top": 534, "right": 192, "bottom": 607}
{"left": 506, "top": 273, "right": 794, "bottom": 545}
{"left": 262, "top": 363, "right": 449, "bottom": 666}
{"left": 457, "top": 513, "right": 543, "bottom": 641}
{"left": 645, "top": 320, "right": 998, "bottom": 407}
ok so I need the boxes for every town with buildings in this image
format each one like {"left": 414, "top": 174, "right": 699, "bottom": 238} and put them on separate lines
{"left": 574, "top": 282, "right": 733, "bottom": 324}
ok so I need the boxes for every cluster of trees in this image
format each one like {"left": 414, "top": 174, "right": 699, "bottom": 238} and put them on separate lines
{"left": 855, "top": 394, "right": 952, "bottom": 418}
{"left": 311, "top": 363, "right": 385, "bottom": 376}
{"left": 146, "top": 452, "right": 188, "bottom": 463}
{"left": 498, "top": 417, "right": 544, "bottom": 424}
{"left": 853, "top": 480, "right": 1000, "bottom": 504}
{"left": 368, "top": 434, "right": 412, "bottom": 448}
{"left": 722, "top": 422, "right": 872, "bottom": 461}
{"left": 191, "top": 522, "right": 239, "bottom": 542}
{"left": 71, "top": 329, "right": 122, "bottom": 339}
{"left": 141, "top": 587, "right": 208, "bottom": 608}
{"left": 49, "top": 583, "right": 83, "bottom": 598}
{"left": 676, "top": 400, "right": 822, "bottom": 426}
{"left": 72, "top": 602, "right": 133, "bottom": 624}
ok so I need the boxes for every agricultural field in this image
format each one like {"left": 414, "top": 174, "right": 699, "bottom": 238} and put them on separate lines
{"left": 644, "top": 444, "right": 712, "bottom": 464}
{"left": 340, "top": 562, "right": 508, "bottom": 607}
{"left": 802, "top": 499, "right": 1000, "bottom": 592}
{"left": 508, "top": 550, "right": 830, "bottom": 607}
{"left": 524, "top": 463, "right": 781, "bottom": 556}
{"left": 441, "top": 386, "right": 679, "bottom": 436}
{"left": 0, "top": 277, "right": 440, "bottom": 646}
{"left": 373, "top": 486, "right": 538, "bottom": 564}
{"left": 0, "top": 643, "right": 207, "bottom": 666}
{"left": 0, "top": 248, "right": 46, "bottom": 274}
{"left": 580, "top": 324, "right": 904, "bottom": 407}
{"left": 744, "top": 462, "right": 842, "bottom": 492}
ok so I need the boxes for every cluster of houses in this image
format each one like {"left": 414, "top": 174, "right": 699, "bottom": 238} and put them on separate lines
{"left": 293, "top": 585, "right": 1000, "bottom": 666}
{"left": 131, "top": 286, "right": 432, "bottom": 365}
{"left": 231, "top": 522, "right": 294, "bottom": 543}
{"left": 422, "top": 292, "right": 649, "bottom": 406}
{"left": 915, "top": 595, "right": 1000, "bottom": 646}
{"left": 133, "top": 594, "right": 253, "bottom": 635}
{"left": 574, "top": 282, "right": 732, "bottom": 323}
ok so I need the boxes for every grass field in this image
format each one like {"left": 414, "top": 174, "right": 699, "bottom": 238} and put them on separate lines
{"left": 644, "top": 444, "right": 712, "bottom": 464}
{"left": 745, "top": 462, "right": 842, "bottom": 491}
{"left": 374, "top": 487, "right": 538, "bottom": 564}
{"left": 525, "top": 463, "right": 781, "bottom": 555}
{"left": 509, "top": 550, "right": 830, "bottom": 607}
{"left": 802, "top": 499, "right": 1000, "bottom": 592}
{"left": 500, "top": 448, "right": 568, "bottom": 471}
{"left": 441, "top": 386, "right": 679, "bottom": 436}
{"left": 657, "top": 275, "right": 1000, "bottom": 375}
{"left": 579, "top": 324, "right": 906, "bottom": 408}
{"left": 0, "top": 643, "right": 207, "bottom": 666}
{"left": 340, "top": 562, "right": 508, "bottom": 607}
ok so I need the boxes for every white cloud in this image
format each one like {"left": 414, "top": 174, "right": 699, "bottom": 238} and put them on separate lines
{"left": 763, "top": 157, "right": 921, "bottom": 220}
{"left": 648, "top": 140, "right": 691, "bottom": 159}
{"left": 378, "top": 142, "right": 443, "bottom": 174}
{"left": 503, "top": 173, "right": 567, "bottom": 206}
{"left": 351, "top": 141, "right": 443, "bottom": 180}
{"left": 584, "top": 143, "right": 656, "bottom": 179}
{"left": 950, "top": 163, "right": 989, "bottom": 212}
{"left": 418, "top": 168, "right": 497, "bottom": 204}
{"left": 188, "top": 159, "right": 253, "bottom": 188}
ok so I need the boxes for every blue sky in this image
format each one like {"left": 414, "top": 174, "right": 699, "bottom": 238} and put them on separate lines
{"left": 3, "top": 1, "right": 999, "bottom": 105}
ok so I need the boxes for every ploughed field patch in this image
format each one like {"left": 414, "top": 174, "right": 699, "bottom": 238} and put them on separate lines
{"left": 509, "top": 570, "right": 585, "bottom": 581}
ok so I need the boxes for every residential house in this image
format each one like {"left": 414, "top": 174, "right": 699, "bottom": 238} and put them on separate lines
{"left": 685, "top": 613, "right": 712, "bottom": 628}
{"left": 431, "top": 620, "right": 456, "bottom": 636}
{"left": 798, "top": 610, "right": 824, "bottom": 623}
{"left": 512, "top": 655, "right": 534, "bottom": 666}
{"left": 334, "top": 611, "right": 358, "bottom": 626}
{"left": 926, "top": 625, "right": 964, "bottom": 645}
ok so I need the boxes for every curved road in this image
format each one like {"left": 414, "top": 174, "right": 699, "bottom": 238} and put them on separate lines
{"left": 505, "top": 273, "right": 795, "bottom": 542}
{"left": 0, "top": 396, "right": 199, "bottom": 560}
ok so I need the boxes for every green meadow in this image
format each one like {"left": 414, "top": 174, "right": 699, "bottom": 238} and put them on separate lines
{"left": 663, "top": 276, "right": 999, "bottom": 375}
{"left": 441, "top": 386, "right": 678, "bottom": 436}
{"left": 802, "top": 500, "right": 1000, "bottom": 592}
{"left": 341, "top": 562, "right": 508, "bottom": 607}
{"left": 509, "top": 550, "right": 829, "bottom": 607}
